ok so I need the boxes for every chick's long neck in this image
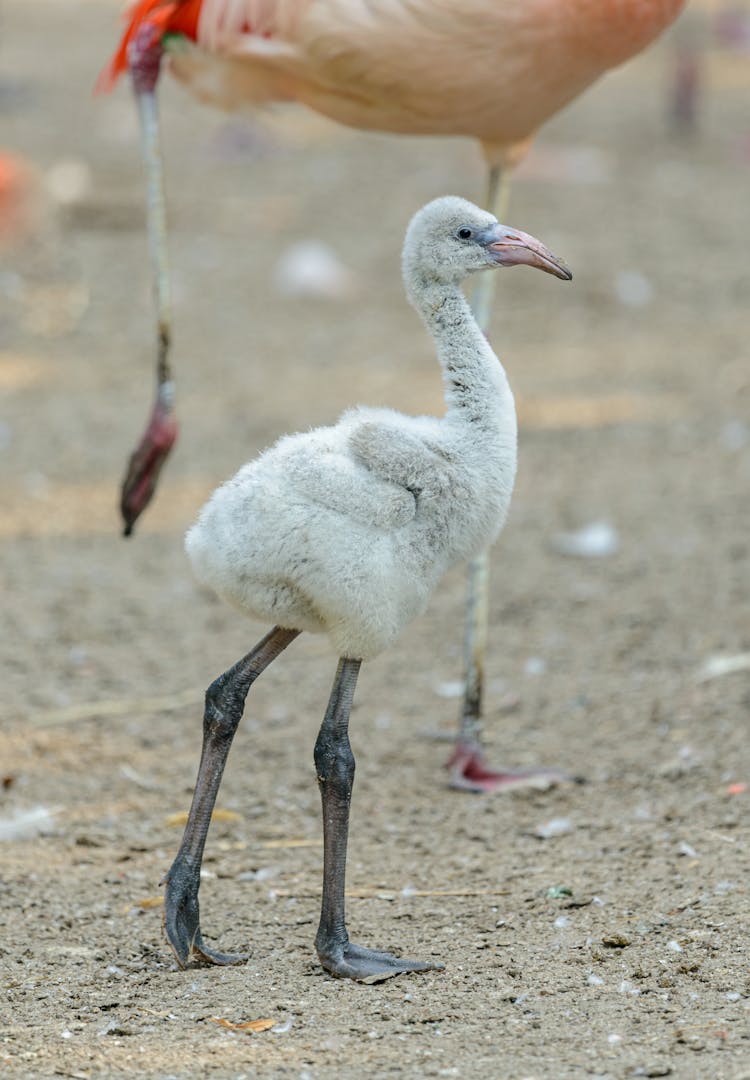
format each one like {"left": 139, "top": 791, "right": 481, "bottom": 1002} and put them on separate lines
{"left": 416, "top": 278, "right": 516, "bottom": 442}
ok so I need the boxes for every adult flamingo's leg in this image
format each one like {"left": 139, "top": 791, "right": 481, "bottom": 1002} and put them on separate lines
{"left": 120, "top": 26, "right": 178, "bottom": 536}
{"left": 449, "top": 164, "right": 571, "bottom": 793}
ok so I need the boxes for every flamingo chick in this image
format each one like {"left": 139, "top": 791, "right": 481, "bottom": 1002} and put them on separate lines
{"left": 165, "top": 197, "right": 571, "bottom": 982}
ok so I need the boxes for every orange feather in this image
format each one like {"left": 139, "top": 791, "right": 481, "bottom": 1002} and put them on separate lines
{"left": 99, "top": 1, "right": 686, "bottom": 148}
{"left": 97, "top": 0, "right": 205, "bottom": 91}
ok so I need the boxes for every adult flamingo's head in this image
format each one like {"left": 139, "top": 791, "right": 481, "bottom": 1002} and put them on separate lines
{"left": 402, "top": 196, "right": 571, "bottom": 295}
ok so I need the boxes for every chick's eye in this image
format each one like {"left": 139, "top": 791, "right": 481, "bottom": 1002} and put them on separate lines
{"left": 456, "top": 226, "right": 473, "bottom": 241}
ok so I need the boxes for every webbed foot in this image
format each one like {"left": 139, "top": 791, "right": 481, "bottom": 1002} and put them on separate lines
{"left": 318, "top": 940, "right": 444, "bottom": 984}
{"left": 163, "top": 859, "right": 246, "bottom": 968}
{"left": 447, "top": 741, "right": 577, "bottom": 793}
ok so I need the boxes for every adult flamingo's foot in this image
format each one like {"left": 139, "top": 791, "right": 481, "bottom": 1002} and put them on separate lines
{"left": 120, "top": 390, "right": 178, "bottom": 536}
{"left": 317, "top": 940, "right": 445, "bottom": 984}
{"left": 446, "top": 742, "right": 576, "bottom": 793}
{"left": 163, "top": 858, "right": 247, "bottom": 968}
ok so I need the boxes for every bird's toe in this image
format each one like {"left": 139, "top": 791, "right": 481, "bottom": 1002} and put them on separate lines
{"left": 319, "top": 941, "right": 444, "bottom": 983}
{"left": 446, "top": 743, "right": 575, "bottom": 793}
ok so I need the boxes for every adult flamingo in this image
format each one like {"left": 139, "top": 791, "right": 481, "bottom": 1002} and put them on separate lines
{"left": 101, "top": 0, "right": 684, "bottom": 791}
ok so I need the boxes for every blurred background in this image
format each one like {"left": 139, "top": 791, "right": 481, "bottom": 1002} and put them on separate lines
{"left": 2, "top": 2, "right": 750, "bottom": 1076}
{"left": 2, "top": 0, "right": 748, "bottom": 708}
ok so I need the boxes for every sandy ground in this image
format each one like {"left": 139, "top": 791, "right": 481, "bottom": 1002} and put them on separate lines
{"left": 2, "top": 2, "right": 750, "bottom": 1077}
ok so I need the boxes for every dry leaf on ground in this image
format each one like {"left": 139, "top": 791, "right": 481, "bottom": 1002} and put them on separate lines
{"left": 209, "top": 1017, "right": 276, "bottom": 1034}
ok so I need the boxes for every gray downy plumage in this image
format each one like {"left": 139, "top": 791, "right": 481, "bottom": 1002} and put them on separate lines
{"left": 185, "top": 195, "right": 569, "bottom": 660}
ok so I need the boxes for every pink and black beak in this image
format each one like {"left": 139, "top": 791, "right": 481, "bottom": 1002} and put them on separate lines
{"left": 481, "top": 223, "right": 572, "bottom": 281}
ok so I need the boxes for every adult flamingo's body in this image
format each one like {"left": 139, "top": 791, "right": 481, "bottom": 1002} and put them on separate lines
{"left": 102, "top": 0, "right": 684, "bottom": 790}
{"left": 102, "top": 0, "right": 684, "bottom": 154}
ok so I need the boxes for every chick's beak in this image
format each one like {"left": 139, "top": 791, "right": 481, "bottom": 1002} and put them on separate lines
{"left": 484, "top": 224, "right": 572, "bottom": 281}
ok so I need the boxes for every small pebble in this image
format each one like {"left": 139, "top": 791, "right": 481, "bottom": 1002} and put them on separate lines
{"left": 615, "top": 269, "right": 654, "bottom": 308}
{"left": 546, "top": 885, "right": 573, "bottom": 899}
{"left": 236, "top": 866, "right": 278, "bottom": 882}
{"left": 534, "top": 817, "right": 573, "bottom": 839}
{"left": 697, "top": 653, "right": 750, "bottom": 682}
{"left": 602, "top": 932, "right": 631, "bottom": 948}
{"left": 720, "top": 419, "right": 748, "bottom": 452}
{"left": 523, "top": 656, "right": 546, "bottom": 676}
{"left": 432, "top": 680, "right": 465, "bottom": 699}
{"left": 273, "top": 241, "right": 356, "bottom": 300}
{"left": 551, "top": 520, "right": 619, "bottom": 558}
{"left": 0, "top": 806, "right": 58, "bottom": 841}
{"left": 45, "top": 157, "right": 93, "bottom": 205}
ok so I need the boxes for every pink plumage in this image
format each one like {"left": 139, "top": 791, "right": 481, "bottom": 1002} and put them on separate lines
{"left": 104, "top": 0, "right": 685, "bottom": 164}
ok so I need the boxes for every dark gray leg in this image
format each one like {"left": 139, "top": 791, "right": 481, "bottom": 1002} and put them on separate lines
{"left": 314, "top": 658, "right": 444, "bottom": 983}
{"left": 163, "top": 625, "right": 299, "bottom": 967}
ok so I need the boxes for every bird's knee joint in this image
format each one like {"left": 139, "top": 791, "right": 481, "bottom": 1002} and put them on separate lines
{"left": 203, "top": 675, "right": 244, "bottom": 740}
{"left": 314, "top": 735, "right": 355, "bottom": 789}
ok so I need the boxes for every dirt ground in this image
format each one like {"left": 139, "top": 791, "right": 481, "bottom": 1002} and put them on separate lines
{"left": 2, "top": 2, "right": 750, "bottom": 1077}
